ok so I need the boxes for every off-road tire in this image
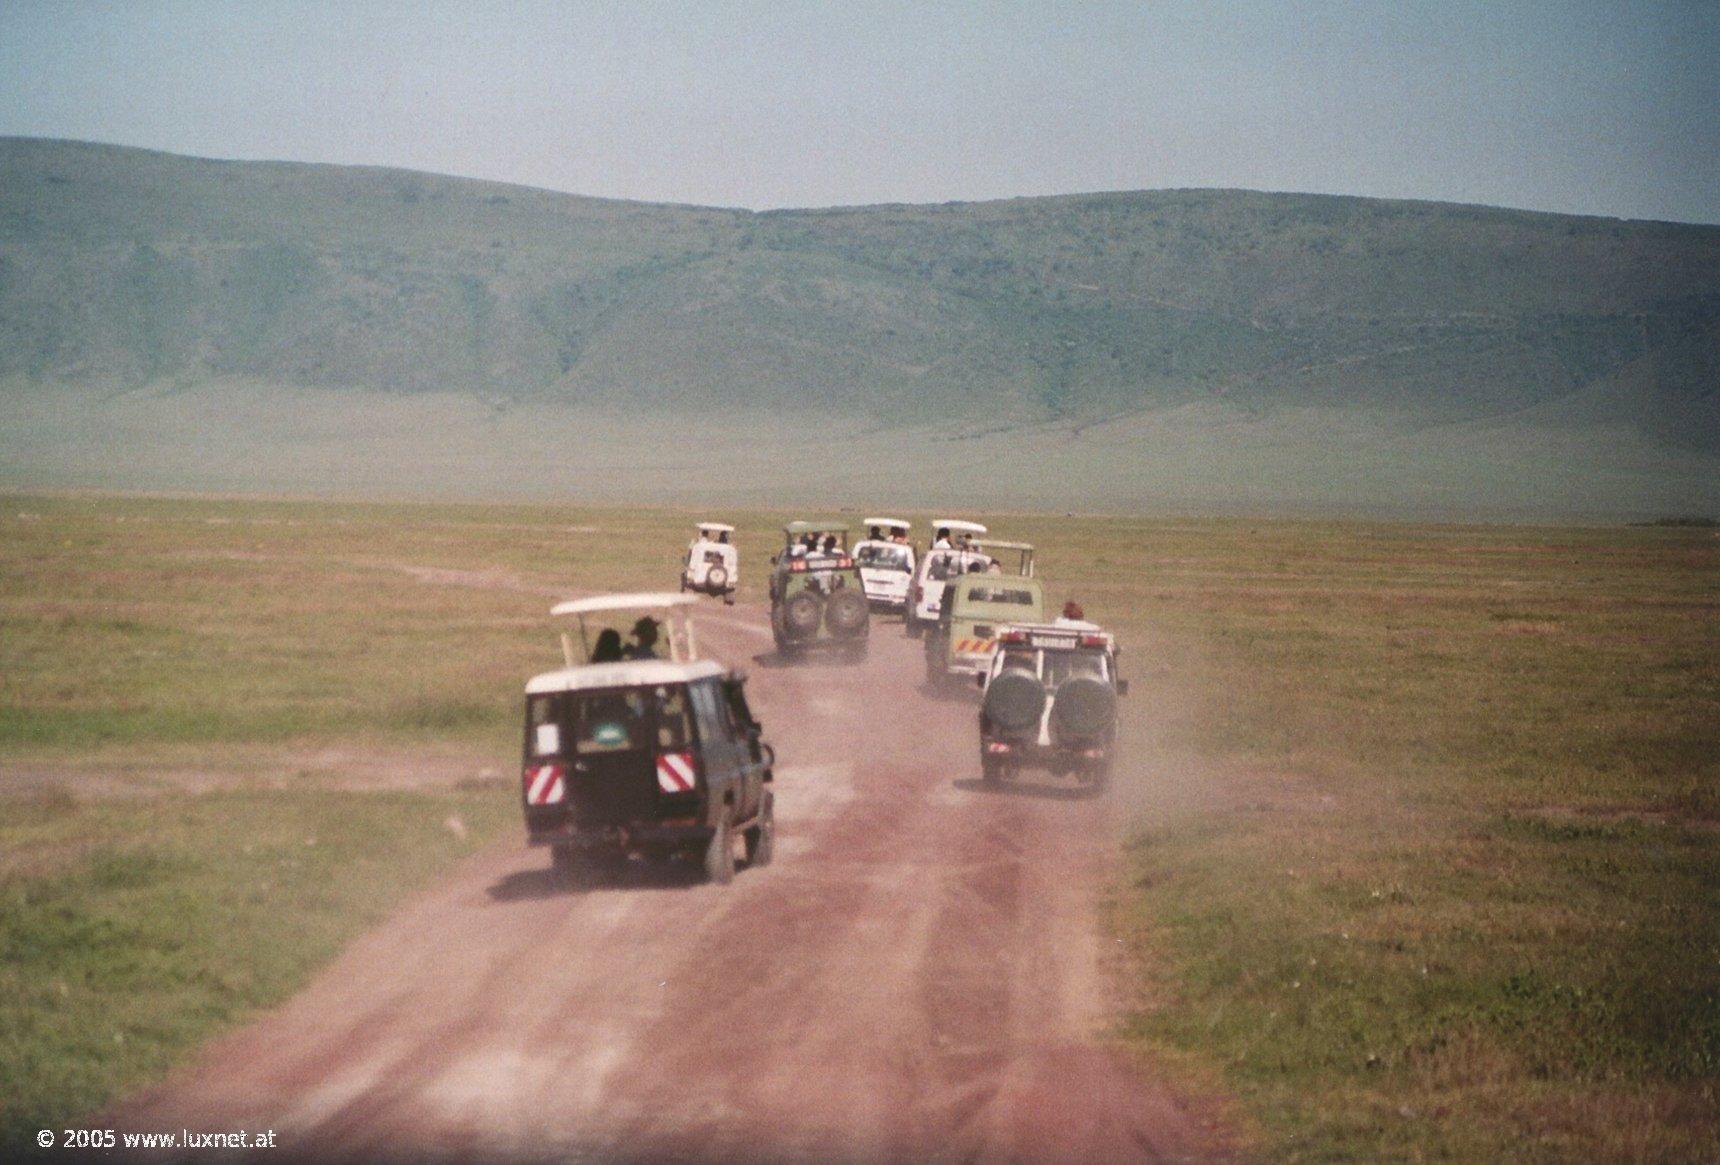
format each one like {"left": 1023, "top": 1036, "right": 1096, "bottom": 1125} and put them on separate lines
{"left": 745, "top": 792, "right": 776, "bottom": 868}
{"left": 783, "top": 591, "right": 822, "bottom": 638}
{"left": 983, "top": 669, "right": 1048, "bottom": 734}
{"left": 825, "top": 588, "right": 868, "bottom": 638}
{"left": 704, "top": 814, "right": 736, "bottom": 885}
{"left": 981, "top": 754, "right": 1006, "bottom": 784}
{"left": 706, "top": 565, "right": 729, "bottom": 592}
{"left": 904, "top": 613, "right": 924, "bottom": 639}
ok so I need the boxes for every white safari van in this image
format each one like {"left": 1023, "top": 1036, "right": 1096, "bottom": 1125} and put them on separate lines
{"left": 852, "top": 517, "right": 915, "bottom": 614}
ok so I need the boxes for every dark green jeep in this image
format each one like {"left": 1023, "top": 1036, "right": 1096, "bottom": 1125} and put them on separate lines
{"left": 769, "top": 521, "right": 870, "bottom": 663}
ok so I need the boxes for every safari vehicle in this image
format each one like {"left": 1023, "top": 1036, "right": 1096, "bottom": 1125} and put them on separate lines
{"left": 853, "top": 517, "right": 915, "bottom": 614}
{"left": 681, "top": 521, "right": 738, "bottom": 604}
{"left": 977, "top": 622, "right": 1127, "bottom": 790}
{"left": 769, "top": 521, "right": 870, "bottom": 661}
{"left": 521, "top": 593, "right": 775, "bottom": 885}
{"left": 924, "top": 573, "right": 1047, "bottom": 691}
{"left": 904, "top": 519, "right": 990, "bottom": 638}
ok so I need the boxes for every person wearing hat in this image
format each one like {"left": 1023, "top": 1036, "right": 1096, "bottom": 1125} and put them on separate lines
{"left": 625, "top": 616, "right": 661, "bottom": 660}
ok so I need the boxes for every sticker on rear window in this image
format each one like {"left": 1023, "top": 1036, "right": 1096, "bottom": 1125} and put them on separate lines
{"left": 534, "top": 723, "right": 560, "bottom": 755}
{"left": 591, "top": 721, "right": 628, "bottom": 747}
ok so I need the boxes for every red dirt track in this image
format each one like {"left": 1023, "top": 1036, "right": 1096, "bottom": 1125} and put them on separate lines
{"left": 104, "top": 603, "right": 1217, "bottom": 1164}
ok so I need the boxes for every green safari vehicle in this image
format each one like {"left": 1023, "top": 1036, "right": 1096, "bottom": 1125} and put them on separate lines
{"left": 769, "top": 521, "right": 870, "bottom": 662}
{"left": 924, "top": 572, "right": 1046, "bottom": 691}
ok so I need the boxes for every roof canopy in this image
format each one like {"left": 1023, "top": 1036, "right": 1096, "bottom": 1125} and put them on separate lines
{"left": 550, "top": 592, "right": 698, "bottom": 617}
{"left": 930, "top": 519, "right": 988, "bottom": 535}
{"left": 784, "top": 520, "right": 849, "bottom": 536}
{"left": 972, "top": 539, "right": 1034, "bottom": 552}
{"left": 694, "top": 522, "right": 735, "bottom": 534}
{"left": 862, "top": 517, "right": 911, "bottom": 530}
{"left": 526, "top": 658, "right": 726, "bottom": 694}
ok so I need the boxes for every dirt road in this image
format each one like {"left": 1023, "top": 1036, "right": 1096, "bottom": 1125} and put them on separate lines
{"left": 104, "top": 603, "right": 1217, "bottom": 1164}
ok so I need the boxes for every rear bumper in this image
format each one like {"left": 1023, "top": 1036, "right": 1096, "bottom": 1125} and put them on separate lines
{"left": 980, "top": 739, "right": 1110, "bottom": 770}
{"left": 527, "top": 819, "right": 713, "bottom": 850}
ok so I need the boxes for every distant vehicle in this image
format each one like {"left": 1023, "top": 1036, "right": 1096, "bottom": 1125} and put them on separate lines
{"left": 681, "top": 522, "right": 738, "bottom": 604}
{"left": 904, "top": 518, "right": 990, "bottom": 638}
{"left": 925, "top": 571, "right": 1046, "bottom": 691}
{"left": 769, "top": 521, "right": 870, "bottom": 662}
{"left": 977, "top": 621, "right": 1127, "bottom": 790}
{"left": 853, "top": 517, "right": 915, "bottom": 614}
{"left": 521, "top": 593, "right": 775, "bottom": 884}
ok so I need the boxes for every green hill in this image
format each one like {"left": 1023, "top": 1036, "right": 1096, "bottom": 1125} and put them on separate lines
{"left": 1, "top": 137, "right": 1715, "bottom": 516}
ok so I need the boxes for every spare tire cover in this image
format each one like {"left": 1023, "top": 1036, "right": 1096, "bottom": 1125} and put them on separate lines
{"left": 825, "top": 588, "right": 869, "bottom": 637}
{"left": 1050, "top": 675, "right": 1116, "bottom": 744}
{"left": 705, "top": 565, "right": 729, "bottom": 591}
{"left": 984, "top": 669, "right": 1047, "bottom": 734}
{"left": 783, "top": 591, "right": 822, "bottom": 636}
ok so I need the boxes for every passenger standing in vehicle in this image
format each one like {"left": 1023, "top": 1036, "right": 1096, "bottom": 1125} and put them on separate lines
{"left": 591, "top": 628, "right": 624, "bottom": 663}
{"left": 626, "top": 617, "right": 661, "bottom": 660}
{"left": 1055, "top": 601, "right": 1099, "bottom": 629}
{"left": 934, "top": 527, "right": 953, "bottom": 549}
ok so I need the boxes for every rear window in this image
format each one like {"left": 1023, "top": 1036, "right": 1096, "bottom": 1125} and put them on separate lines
{"left": 927, "top": 551, "right": 992, "bottom": 581}
{"left": 529, "top": 686, "right": 696, "bottom": 756}
{"left": 1045, "top": 651, "right": 1109, "bottom": 686}
{"left": 856, "top": 543, "right": 911, "bottom": 571}
{"left": 961, "top": 585, "right": 1036, "bottom": 606}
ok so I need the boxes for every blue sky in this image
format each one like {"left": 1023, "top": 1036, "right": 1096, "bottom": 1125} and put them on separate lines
{"left": 2, "top": 0, "right": 1714, "bottom": 221}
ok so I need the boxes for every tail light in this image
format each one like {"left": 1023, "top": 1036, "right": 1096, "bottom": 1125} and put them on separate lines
{"left": 999, "top": 629, "right": 1028, "bottom": 644}
{"left": 1079, "top": 634, "right": 1109, "bottom": 647}
{"left": 523, "top": 762, "right": 566, "bottom": 806}
{"left": 655, "top": 751, "right": 700, "bottom": 794}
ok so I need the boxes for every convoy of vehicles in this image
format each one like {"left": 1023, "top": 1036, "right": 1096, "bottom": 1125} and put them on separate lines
{"left": 516, "top": 515, "right": 1122, "bottom": 882}
{"left": 904, "top": 519, "right": 991, "bottom": 637}
{"left": 768, "top": 521, "right": 870, "bottom": 662}
{"left": 681, "top": 522, "right": 738, "bottom": 604}
{"left": 521, "top": 594, "right": 775, "bottom": 884}
{"left": 853, "top": 518, "right": 915, "bottom": 613}
{"left": 977, "top": 621, "right": 1127, "bottom": 790}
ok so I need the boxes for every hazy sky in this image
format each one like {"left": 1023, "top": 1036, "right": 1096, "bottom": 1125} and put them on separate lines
{"left": 2, "top": 1, "right": 1715, "bottom": 221}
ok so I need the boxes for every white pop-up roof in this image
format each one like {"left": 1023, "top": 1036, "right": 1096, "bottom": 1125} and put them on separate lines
{"left": 862, "top": 517, "right": 911, "bottom": 531}
{"left": 930, "top": 519, "right": 988, "bottom": 535}
{"left": 694, "top": 522, "right": 735, "bottom": 535}
{"left": 549, "top": 593, "right": 701, "bottom": 666}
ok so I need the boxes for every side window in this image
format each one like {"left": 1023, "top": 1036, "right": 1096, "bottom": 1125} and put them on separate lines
{"left": 723, "top": 680, "right": 756, "bottom": 731}
{"left": 687, "top": 681, "right": 731, "bottom": 747}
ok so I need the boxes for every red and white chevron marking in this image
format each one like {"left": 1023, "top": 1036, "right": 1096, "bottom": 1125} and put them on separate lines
{"left": 523, "top": 763, "right": 565, "bottom": 806}
{"left": 656, "top": 751, "right": 697, "bottom": 793}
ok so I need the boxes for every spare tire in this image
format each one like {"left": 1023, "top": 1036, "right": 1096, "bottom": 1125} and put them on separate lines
{"left": 782, "top": 591, "right": 822, "bottom": 638}
{"left": 1050, "top": 676, "right": 1116, "bottom": 745}
{"left": 705, "top": 565, "right": 729, "bottom": 592}
{"left": 825, "top": 588, "right": 869, "bottom": 638}
{"left": 984, "top": 669, "right": 1047, "bottom": 736}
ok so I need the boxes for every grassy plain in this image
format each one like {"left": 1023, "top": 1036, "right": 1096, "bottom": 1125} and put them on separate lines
{"left": 1, "top": 494, "right": 1714, "bottom": 1160}
{"left": 1082, "top": 519, "right": 1720, "bottom": 1161}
